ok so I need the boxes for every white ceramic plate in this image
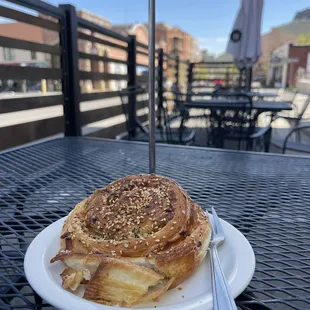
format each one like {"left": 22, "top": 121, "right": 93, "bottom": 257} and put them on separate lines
{"left": 24, "top": 215, "right": 255, "bottom": 310}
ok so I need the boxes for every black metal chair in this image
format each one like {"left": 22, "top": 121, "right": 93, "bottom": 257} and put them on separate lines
{"left": 281, "top": 124, "right": 310, "bottom": 154}
{"left": 273, "top": 94, "right": 310, "bottom": 132}
{"left": 117, "top": 86, "right": 166, "bottom": 142}
{"left": 117, "top": 86, "right": 195, "bottom": 145}
{"left": 271, "top": 94, "right": 310, "bottom": 150}
{"left": 171, "top": 87, "right": 273, "bottom": 151}
{"left": 207, "top": 94, "right": 256, "bottom": 150}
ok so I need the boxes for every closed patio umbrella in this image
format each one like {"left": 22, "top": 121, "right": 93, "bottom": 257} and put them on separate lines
{"left": 226, "top": 0, "right": 264, "bottom": 87}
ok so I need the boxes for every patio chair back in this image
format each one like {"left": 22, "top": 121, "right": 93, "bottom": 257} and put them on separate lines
{"left": 170, "top": 84, "right": 187, "bottom": 113}
{"left": 119, "top": 86, "right": 183, "bottom": 144}
{"left": 118, "top": 86, "right": 149, "bottom": 137}
{"left": 210, "top": 94, "right": 255, "bottom": 150}
{"left": 297, "top": 95, "right": 310, "bottom": 119}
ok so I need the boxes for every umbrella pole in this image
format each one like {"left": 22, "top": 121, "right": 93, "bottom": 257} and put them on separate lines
{"left": 148, "top": 0, "right": 156, "bottom": 174}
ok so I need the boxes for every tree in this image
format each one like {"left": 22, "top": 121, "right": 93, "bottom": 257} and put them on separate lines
{"left": 295, "top": 33, "right": 310, "bottom": 45}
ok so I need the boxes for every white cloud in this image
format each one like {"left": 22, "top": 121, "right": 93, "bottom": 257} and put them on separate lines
{"left": 216, "top": 37, "right": 227, "bottom": 43}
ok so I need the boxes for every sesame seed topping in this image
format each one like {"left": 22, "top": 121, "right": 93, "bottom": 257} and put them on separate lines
{"left": 124, "top": 243, "right": 129, "bottom": 248}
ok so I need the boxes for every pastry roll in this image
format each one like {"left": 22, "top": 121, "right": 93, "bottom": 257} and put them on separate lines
{"left": 51, "top": 174, "right": 211, "bottom": 306}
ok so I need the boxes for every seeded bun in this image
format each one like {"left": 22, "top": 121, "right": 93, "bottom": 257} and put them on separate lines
{"left": 51, "top": 174, "right": 211, "bottom": 307}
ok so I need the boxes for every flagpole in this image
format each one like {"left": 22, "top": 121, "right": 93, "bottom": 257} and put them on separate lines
{"left": 148, "top": 0, "right": 156, "bottom": 174}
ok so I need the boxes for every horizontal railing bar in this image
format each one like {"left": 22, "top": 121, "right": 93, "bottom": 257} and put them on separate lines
{"left": 5, "top": 0, "right": 64, "bottom": 19}
{"left": 78, "top": 32, "right": 127, "bottom": 51}
{"left": 78, "top": 52, "right": 127, "bottom": 64}
{"left": 194, "top": 74, "right": 237, "bottom": 77}
{"left": 0, "top": 36, "right": 60, "bottom": 54}
{"left": 193, "top": 69, "right": 239, "bottom": 72}
{"left": 77, "top": 16, "right": 129, "bottom": 43}
{"left": 136, "top": 41, "right": 148, "bottom": 50}
{"left": 80, "top": 91, "right": 119, "bottom": 102}
{"left": 136, "top": 63, "right": 148, "bottom": 67}
{"left": 79, "top": 71, "right": 128, "bottom": 81}
{"left": 193, "top": 62, "right": 236, "bottom": 65}
{"left": 81, "top": 99, "right": 147, "bottom": 126}
{"left": 192, "top": 78, "right": 234, "bottom": 82}
{"left": 0, "top": 93, "right": 63, "bottom": 113}
{"left": 0, "top": 4, "right": 60, "bottom": 31}
{"left": 137, "top": 50, "right": 148, "bottom": 56}
{"left": 137, "top": 76, "right": 148, "bottom": 83}
{"left": 0, "top": 116, "right": 63, "bottom": 150}
{"left": 0, "top": 65, "right": 61, "bottom": 80}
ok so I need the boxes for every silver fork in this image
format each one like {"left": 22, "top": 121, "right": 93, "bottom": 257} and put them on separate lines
{"left": 210, "top": 207, "right": 237, "bottom": 310}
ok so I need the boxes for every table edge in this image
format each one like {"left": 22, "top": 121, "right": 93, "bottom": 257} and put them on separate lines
{"left": 1, "top": 136, "right": 309, "bottom": 160}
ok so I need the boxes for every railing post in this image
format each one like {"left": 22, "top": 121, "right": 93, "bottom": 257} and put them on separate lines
{"left": 157, "top": 48, "right": 164, "bottom": 128}
{"left": 59, "top": 4, "right": 81, "bottom": 136}
{"left": 246, "top": 67, "right": 252, "bottom": 91}
{"left": 175, "top": 55, "right": 179, "bottom": 88}
{"left": 186, "top": 62, "right": 193, "bottom": 101}
{"left": 127, "top": 35, "right": 137, "bottom": 138}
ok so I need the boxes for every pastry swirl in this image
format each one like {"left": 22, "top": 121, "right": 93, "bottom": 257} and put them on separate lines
{"left": 51, "top": 174, "right": 211, "bottom": 306}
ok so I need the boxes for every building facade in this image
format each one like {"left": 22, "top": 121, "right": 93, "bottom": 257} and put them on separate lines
{"left": 0, "top": 22, "right": 47, "bottom": 65}
{"left": 269, "top": 43, "right": 310, "bottom": 87}
{"left": 255, "top": 15, "right": 310, "bottom": 83}
{"left": 0, "top": 10, "right": 200, "bottom": 93}
{"left": 154, "top": 23, "right": 199, "bottom": 62}
{"left": 110, "top": 23, "right": 149, "bottom": 90}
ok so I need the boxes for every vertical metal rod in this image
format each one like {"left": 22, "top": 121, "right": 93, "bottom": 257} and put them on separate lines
{"left": 175, "top": 55, "right": 179, "bottom": 88}
{"left": 60, "top": 4, "right": 81, "bottom": 136}
{"left": 157, "top": 48, "right": 164, "bottom": 128}
{"left": 148, "top": 0, "right": 156, "bottom": 174}
{"left": 127, "top": 35, "right": 137, "bottom": 138}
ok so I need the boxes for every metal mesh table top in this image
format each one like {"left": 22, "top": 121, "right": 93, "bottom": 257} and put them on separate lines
{"left": 0, "top": 137, "right": 310, "bottom": 310}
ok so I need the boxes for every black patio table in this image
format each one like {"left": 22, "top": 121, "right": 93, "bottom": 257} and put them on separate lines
{"left": 0, "top": 137, "right": 309, "bottom": 310}
{"left": 191, "top": 91, "right": 278, "bottom": 100}
{"left": 184, "top": 99, "right": 292, "bottom": 114}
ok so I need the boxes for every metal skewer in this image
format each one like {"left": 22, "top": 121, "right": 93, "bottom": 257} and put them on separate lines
{"left": 148, "top": 0, "right": 156, "bottom": 174}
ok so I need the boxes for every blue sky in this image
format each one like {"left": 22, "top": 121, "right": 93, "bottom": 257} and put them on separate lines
{"left": 3, "top": 0, "right": 310, "bottom": 54}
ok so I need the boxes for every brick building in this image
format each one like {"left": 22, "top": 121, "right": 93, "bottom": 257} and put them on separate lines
{"left": 111, "top": 23, "right": 149, "bottom": 90}
{"left": 0, "top": 22, "right": 47, "bottom": 65}
{"left": 0, "top": 9, "right": 200, "bottom": 93}
{"left": 0, "top": 22, "right": 52, "bottom": 92}
{"left": 255, "top": 16, "right": 310, "bottom": 81}
{"left": 154, "top": 23, "right": 199, "bottom": 62}
{"left": 269, "top": 43, "right": 310, "bottom": 87}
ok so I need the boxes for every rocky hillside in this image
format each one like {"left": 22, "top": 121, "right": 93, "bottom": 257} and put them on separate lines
{"left": 294, "top": 9, "right": 310, "bottom": 21}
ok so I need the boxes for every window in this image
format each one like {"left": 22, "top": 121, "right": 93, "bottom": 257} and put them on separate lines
{"left": 173, "top": 37, "right": 180, "bottom": 48}
{"left": 3, "top": 48, "right": 15, "bottom": 61}
{"left": 31, "top": 51, "right": 37, "bottom": 60}
{"left": 114, "top": 64, "right": 121, "bottom": 74}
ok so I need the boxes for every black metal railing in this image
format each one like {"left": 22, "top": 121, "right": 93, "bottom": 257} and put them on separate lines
{"left": 0, "top": 0, "right": 243, "bottom": 151}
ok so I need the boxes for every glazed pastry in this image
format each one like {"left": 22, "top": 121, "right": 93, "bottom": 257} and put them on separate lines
{"left": 51, "top": 174, "right": 211, "bottom": 307}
